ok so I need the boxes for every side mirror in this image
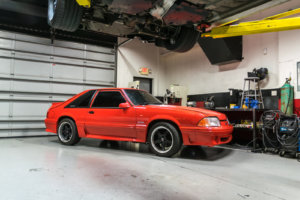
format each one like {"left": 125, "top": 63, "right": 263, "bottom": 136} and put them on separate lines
{"left": 119, "top": 102, "right": 130, "bottom": 109}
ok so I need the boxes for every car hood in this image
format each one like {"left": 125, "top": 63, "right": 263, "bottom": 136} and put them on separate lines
{"left": 147, "top": 105, "right": 227, "bottom": 120}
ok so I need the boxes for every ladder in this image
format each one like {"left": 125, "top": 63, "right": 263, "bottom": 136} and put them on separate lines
{"left": 240, "top": 77, "right": 264, "bottom": 109}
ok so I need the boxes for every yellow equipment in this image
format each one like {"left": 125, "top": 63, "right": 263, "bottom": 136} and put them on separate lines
{"left": 76, "top": 0, "right": 91, "bottom": 8}
{"left": 202, "top": 8, "right": 300, "bottom": 38}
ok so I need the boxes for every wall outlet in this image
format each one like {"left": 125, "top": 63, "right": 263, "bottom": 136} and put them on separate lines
{"left": 271, "top": 90, "right": 277, "bottom": 96}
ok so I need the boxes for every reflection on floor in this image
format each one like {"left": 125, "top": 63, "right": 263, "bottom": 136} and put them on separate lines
{"left": 98, "top": 140, "right": 233, "bottom": 161}
{"left": 0, "top": 136, "right": 299, "bottom": 200}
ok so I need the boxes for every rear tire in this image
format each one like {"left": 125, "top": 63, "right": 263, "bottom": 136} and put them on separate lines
{"left": 57, "top": 118, "right": 81, "bottom": 145}
{"left": 296, "top": 153, "right": 300, "bottom": 162}
{"left": 157, "top": 26, "right": 199, "bottom": 52}
{"left": 279, "top": 150, "right": 285, "bottom": 157}
{"left": 148, "top": 122, "right": 182, "bottom": 157}
{"left": 48, "top": 0, "right": 83, "bottom": 32}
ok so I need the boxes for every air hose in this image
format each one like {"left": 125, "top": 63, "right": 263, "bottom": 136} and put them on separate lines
{"left": 260, "top": 110, "right": 281, "bottom": 149}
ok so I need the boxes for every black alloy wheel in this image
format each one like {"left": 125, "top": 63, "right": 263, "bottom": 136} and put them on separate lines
{"left": 57, "top": 118, "right": 81, "bottom": 145}
{"left": 148, "top": 122, "right": 182, "bottom": 157}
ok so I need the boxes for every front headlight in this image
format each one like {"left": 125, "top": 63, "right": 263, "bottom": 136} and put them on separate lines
{"left": 198, "top": 117, "right": 220, "bottom": 127}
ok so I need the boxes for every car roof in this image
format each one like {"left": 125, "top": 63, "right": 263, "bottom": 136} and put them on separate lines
{"left": 99, "top": 88, "right": 139, "bottom": 90}
{"left": 84, "top": 88, "right": 143, "bottom": 92}
{"left": 98, "top": 88, "right": 139, "bottom": 90}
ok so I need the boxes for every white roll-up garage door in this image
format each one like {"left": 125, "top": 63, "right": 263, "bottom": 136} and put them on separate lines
{"left": 0, "top": 31, "right": 116, "bottom": 137}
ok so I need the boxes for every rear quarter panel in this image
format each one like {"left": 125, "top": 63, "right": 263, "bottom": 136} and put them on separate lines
{"left": 45, "top": 90, "right": 92, "bottom": 135}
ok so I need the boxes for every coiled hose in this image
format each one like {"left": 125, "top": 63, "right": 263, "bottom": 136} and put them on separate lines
{"left": 260, "top": 110, "right": 281, "bottom": 149}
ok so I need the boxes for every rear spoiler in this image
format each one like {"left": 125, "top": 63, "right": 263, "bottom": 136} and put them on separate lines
{"left": 51, "top": 102, "right": 64, "bottom": 108}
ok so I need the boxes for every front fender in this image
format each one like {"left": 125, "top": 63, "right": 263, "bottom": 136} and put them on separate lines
{"left": 135, "top": 115, "right": 182, "bottom": 143}
{"left": 147, "top": 115, "right": 181, "bottom": 127}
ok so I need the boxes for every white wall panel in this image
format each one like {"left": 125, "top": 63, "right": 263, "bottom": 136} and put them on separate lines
{"left": 0, "top": 58, "right": 10, "bottom": 74}
{"left": 0, "top": 31, "right": 15, "bottom": 39}
{"left": 12, "top": 102, "right": 50, "bottom": 117}
{"left": 12, "top": 81, "right": 52, "bottom": 93}
{"left": 0, "top": 80, "right": 10, "bottom": 91}
{"left": 85, "top": 60, "right": 113, "bottom": 69}
{"left": 52, "top": 83, "right": 85, "bottom": 94}
{"left": 54, "top": 46, "right": 84, "bottom": 58}
{"left": 0, "top": 49, "right": 11, "bottom": 57}
{"left": 15, "top": 41, "right": 52, "bottom": 54}
{"left": 0, "top": 102, "right": 9, "bottom": 118}
{"left": 117, "top": 39, "right": 161, "bottom": 96}
{"left": 52, "top": 64, "right": 84, "bottom": 81}
{"left": 86, "top": 68, "right": 115, "bottom": 83}
{"left": 86, "top": 45, "right": 113, "bottom": 54}
{"left": 53, "top": 56, "right": 84, "bottom": 66}
{"left": 14, "top": 60, "right": 51, "bottom": 78}
{"left": 0, "top": 30, "right": 116, "bottom": 137}
{"left": 86, "top": 51, "right": 115, "bottom": 63}
{"left": 54, "top": 40, "right": 84, "bottom": 49}
{"left": 15, "top": 34, "right": 50, "bottom": 44}
{"left": 0, "top": 38, "right": 12, "bottom": 48}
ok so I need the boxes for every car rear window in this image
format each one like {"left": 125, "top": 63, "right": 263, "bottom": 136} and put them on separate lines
{"left": 66, "top": 90, "right": 96, "bottom": 108}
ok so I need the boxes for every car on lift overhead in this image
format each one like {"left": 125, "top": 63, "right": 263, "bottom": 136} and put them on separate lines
{"left": 48, "top": 0, "right": 288, "bottom": 52}
{"left": 45, "top": 88, "right": 233, "bottom": 157}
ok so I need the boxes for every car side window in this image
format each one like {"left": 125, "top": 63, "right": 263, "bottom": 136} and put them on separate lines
{"left": 92, "top": 91, "right": 126, "bottom": 108}
{"left": 66, "top": 90, "right": 96, "bottom": 108}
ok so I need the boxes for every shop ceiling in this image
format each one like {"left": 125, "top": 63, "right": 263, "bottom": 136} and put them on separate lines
{"left": 0, "top": 0, "right": 117, "bottom": 47}
{"left": 0, "top": 0, "right": 290, "bottom": 47}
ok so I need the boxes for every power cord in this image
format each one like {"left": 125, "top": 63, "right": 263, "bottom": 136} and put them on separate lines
{"left": 260, "top": 110, "right": 282, "bottom": 149}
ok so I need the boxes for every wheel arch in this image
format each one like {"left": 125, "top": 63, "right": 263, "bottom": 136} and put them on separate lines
{"left": 57, "top": 116, "right": 76, "bottom": 130}
{"left": 146, "top": 119, "right": 183, "bottom": 143}
{"left": 56, "top": 115, "right": 81, "bottom": 145}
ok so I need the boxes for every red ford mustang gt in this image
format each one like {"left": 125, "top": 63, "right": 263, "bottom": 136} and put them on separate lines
{"left": 45, "top": 88, "right": 233, "bottom": 157}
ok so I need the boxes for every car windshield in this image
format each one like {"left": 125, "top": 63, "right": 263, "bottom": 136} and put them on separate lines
{"left": 124, "top": 89, "right": 163, "bottom": 106}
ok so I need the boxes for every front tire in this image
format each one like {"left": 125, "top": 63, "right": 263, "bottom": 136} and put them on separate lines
{"left": 279, "top": 150, "right": 285, "bottom": 157}
{"left": 48, "top": 0, "right": 83, "bottom": 32}
{"left": 148, "top": 122, "right": 182, "bottom": 157}
{"left": 57, "top": 118, "right": 81, "bottom": 145}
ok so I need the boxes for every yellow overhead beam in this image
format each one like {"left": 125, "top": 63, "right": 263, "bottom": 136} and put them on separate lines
{"left": 217, "top": 8, "right": 300, "bottom": 27}
{"left": 263, "top": 8, "right": 300, "bottom": 20}
{"left": 202, "top": 8, "right": 300, "bottom": 38}
{"left": 76, "top": 0, "right": 91, "bottom": 8}
{"left": 202, "top": 17, "right": 300, "bottom": 38}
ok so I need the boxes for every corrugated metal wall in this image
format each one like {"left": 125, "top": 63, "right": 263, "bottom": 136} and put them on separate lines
{"left": 0, "top": 31, "right": 116, "bottom": 137}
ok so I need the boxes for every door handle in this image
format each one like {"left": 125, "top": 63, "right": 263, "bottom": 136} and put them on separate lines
{"left": 88, "top": 111, "right": 94, "bottom": 114}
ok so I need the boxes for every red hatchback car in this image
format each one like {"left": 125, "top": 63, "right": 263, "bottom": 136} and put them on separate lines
{"left": 45, "top": 88, "right": 233, "bottom": 157}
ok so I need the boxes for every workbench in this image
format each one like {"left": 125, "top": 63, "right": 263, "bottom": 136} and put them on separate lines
{"left": 215, "top": 108, "right": 267, "bottom": 152}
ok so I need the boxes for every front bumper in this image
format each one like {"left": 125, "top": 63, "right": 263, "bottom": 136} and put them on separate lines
{"left": 182, "top": 125, "right": 233, "bottom": 146}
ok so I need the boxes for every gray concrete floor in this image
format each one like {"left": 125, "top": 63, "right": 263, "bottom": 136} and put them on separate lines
{"left": 0, "top": 137, "right": 299, "bottom": 200}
